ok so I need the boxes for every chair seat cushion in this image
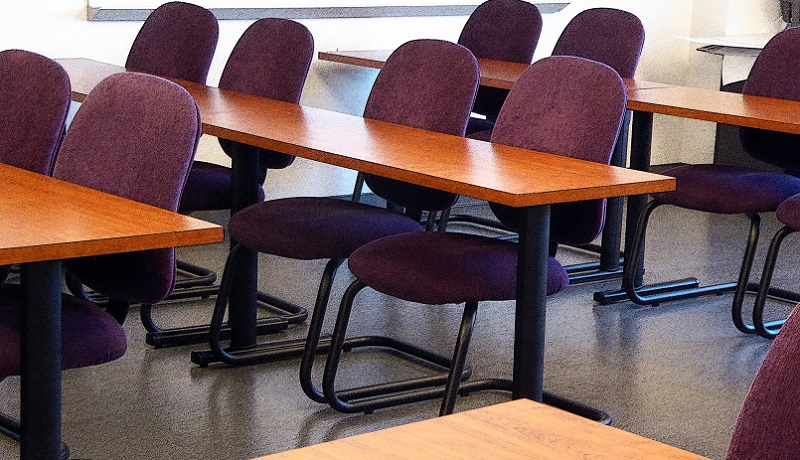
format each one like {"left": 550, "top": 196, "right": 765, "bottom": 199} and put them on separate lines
{"left": 0, "top": 284, "right": 127, "bottom": 380}
{"left": 777, "top": 193, "right": 800, "bottom": 230}
{"left": 348, "top": 232, "right": 569, "bottom": 305}
{"left": 179, "top": 161, "right": 265, "bottom": 213}
{"left": 228, "top": 197, "right": 424, "bottom": 260}
{"left": 652, "top": 164, "right": 800, "bottom": 214}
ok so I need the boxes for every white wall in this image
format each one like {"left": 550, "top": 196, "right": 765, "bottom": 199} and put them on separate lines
{"left": 0, "top": 0, "right": 783, "bottom": 197}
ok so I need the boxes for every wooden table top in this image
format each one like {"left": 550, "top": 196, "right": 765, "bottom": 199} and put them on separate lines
{"left": 0, "top": 164, "right": 223, "bottom": 265}
{"left": 252, "top": 399, "right": 710, "bottom": 460}
{"left": 317, "top": 50, "right": 671, "bottom": 92}
{"left": 57, "top": 58, "right": 675, "bottom": 209}
{"left": 319, "top": 49, "right": 800, "bottom": 134}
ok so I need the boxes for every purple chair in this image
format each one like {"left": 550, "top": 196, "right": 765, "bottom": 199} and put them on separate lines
{"left": 751, "top": 194, "right": 800, "bottom": 338}
{"left": 125, "top": 1, "right": 218, "bottom": 84}
{"left": 207, "top": 39, "right": 479, "bottom": 405}
{"left": 726, "top": 304, "right": 800, "bottom": 459}
{"left": 118, "top": 0, "right": 218, "bottom": 295}
{"left": 0, "top": 72, "right": 200, "bottom": 455}
{"left": 61, "top": 72, "right": 202, "bottom": 323}
{"left": 621, "top": 28, "right": 800, "bottom": 337}
{"left": 458, "top": 0, "right": 542, "bottom": 136}
{"left": 0, "top": 49, "right": 72, "bottom": 284}
{"left": 141, "top": 18, "right": 314, "bottom": 348}
{"left": 322, "top": 56, "right": 627, "bottom": 416}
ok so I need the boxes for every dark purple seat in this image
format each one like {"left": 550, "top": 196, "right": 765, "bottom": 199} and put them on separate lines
{"left": 208, "top": 39, "right": 479, "bottom": 406}
{"left": 125, "top": 1, "right": 218, "bottom": 84}
{"left": 458, "top": 0, "right": 542, "bottom": 136}
{"left": 726, "top": 304, "right": 800, "bottom": 459}
{"left": 142, "top": 18, "right": 314, "bottom": 347}
{"left": 751, "top": 194, "right": 800, "bottom": 338}
{"left": 322, "top": 56, "right": 627, "bottom": 416}
{"left": 621, "top": 28, "right": 800, "bottom": 337}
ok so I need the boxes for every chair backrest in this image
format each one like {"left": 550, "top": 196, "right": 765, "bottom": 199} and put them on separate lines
{"left": 217, "top": 18, "right": 315, "bottom": 171}
{"left": 489, "top": 56, "right": 627, "bottom": 243}
{"left": 726, "top": 305, "right": 800, "bottom": 459}
{"left": 458, "top": 0, "right": 542, "bottom": 64}
{"left": 362, "top": 39, "right": 480, "bottom": 212}
{"left": 552, "top": 8, "right": 645, "bottom": 79}
{"left": 0, "top": 49, "right": 71, "bottom": 175}
{"left": 125, "top": 1, "right": 219, "bottom": 84}
{"left": 458, "top": 0, "right": 543, "bottom": 122}
{"left": 56, "top": 73, "right": 202, "bottom": 305}
{"left": 739, "top": 28, "right": 800, "bottom": 175}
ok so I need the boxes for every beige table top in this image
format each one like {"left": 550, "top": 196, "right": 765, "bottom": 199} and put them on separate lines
{"left": 252, "top": 399, "right": 711, "bottom": 460}
{"left": 0, "top": 163, "right": 222, "bottom": 265}
{"left": 57, "top": 58, "right": 675, "bottom": 209}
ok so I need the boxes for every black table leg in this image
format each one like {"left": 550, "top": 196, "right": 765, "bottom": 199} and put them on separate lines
{"left": 20, "top": 261, "right": 62, "bottom": 460}
{"left": 513, "top": 205, "right": 550, "bottom": 400}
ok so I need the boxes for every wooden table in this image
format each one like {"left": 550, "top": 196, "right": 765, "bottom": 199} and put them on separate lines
{"left": 0, "top": 164, "right": 222, "bottom": 459}
{"left": 318, "top": 50, "right": 671, "bottom": 282}
{"left": 252, "top": 399, "right": 710, "bottom": 460}
{"left": 57, "top": 58, "right": 673, "bottom": 412}
{"left": 321, "top": 50, "right": 800, "bottom": 300}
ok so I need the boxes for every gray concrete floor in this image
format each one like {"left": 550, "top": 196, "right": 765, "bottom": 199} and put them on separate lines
{"left": 1, "top": 198, "right": 797, "bottom": 459}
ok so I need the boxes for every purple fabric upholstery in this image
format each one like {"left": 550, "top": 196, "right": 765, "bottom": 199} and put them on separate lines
{"left": 180, "top": 161, "right": 265, "bottom": 213}
{"left": 183, "top": 18, "right": 314, "bottom": 213}
{"left": 652, "top": 164, "right": 800, "bottom": 214}
{"left": 125, "top": 1, "right": 218, "bottom": 84}
{"left": 458, "top": 0, "right": 542, "bottom": 63}
{"left": 489, "top": 56, "right": 627, "bottom": 245}
{"left": 0, "top": 285, "right": 127, "bottom": 381}
{"left": 726, "top": 305, "right": 800, "bottom": 460}
{"left": 229, "top": 197, "right": 423, "bottom": 260}
{"left": 552, "top": 8, "right": 644, "bottom": 79}
{"left": 738, "top": 28, "right": 800, "bottom": 173}
{"left": 349, "top": 232, "right": 568, "bottom": 305}
{"left": 56, "top": 73, "right": 202, "bottom": 305}
{"left": 458, "top": 0, "right": 543, "bottom": 134}
{"left": 776, "top": 193, "right": 800, "bottom": 230}
{"left": 362, "top": 39, "right": 479, "bottom": 212}
{"left": 0, "top": 50, "right": 70, "bottom": 175}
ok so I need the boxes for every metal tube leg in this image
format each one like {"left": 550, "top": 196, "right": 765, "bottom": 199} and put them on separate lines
{"left": 753, "top": 225, "right": 796, "bottom": 339}
{"left": 299, "top": 258, "right": 346, "bottom": 403}
{"left": 322, "top": 280, "right": 366, "bottom": 413}
{"left": 20, "top": 261, "right": 62, "bottom": 460}
{"left": 730, "top": 214, "right": 761, "bottom": 335}
{"left": 625, "top": 110, "right": 653, "bottom": 287}
{"left": 439, "top": 301, "right": 478, "bottom": 416}
{"left": 513, "top": 205, "right": 550, "bottom": 401}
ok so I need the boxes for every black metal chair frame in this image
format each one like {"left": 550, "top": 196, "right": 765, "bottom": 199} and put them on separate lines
{"left": 752, "top": 225, "right": 800, "bottom": 339}
{"left": 321, "top": 280, "right": 610, "bottom": 422}
{"left": 193, "top": 244, "right": 468, "bottom": 405}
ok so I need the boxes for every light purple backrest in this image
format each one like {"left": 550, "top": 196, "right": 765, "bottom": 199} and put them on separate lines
{"left": 0, "top": 49, "right": 71, "bottom": 175}
{"left": 56, "top": 73, "right": 202, "bottom": 304}
{"left": 458, "top": 0, "right": 542, "bottom": 64}
{"left": 489, "top": 56, "right": 627, "bottom": 244}
{"left": 125, "top": 1, "right": 219, "bottom": 84}
{"left": 552, "top": 8, "right": 644, "bottom": 79}
{"left": 216, "top": 18, "right": 314, "bottom": 168}
{"left": 361, "top": 39, "right": 480, "bottom": 211}
{"left": 726, "top": 305, "right": 800, "bottom": 459}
